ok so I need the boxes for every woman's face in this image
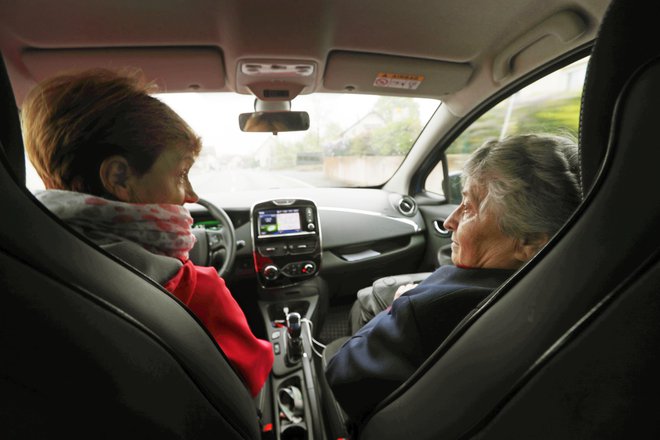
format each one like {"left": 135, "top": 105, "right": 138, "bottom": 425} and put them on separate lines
{"left": 443, "top": 180, "right": 522, "bottom": 270}
{"left": 128, "top": 144, "right": 198, "bottom": 205}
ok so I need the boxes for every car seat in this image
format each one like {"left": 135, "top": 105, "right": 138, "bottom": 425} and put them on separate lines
{"left": 357, "top": 0, "right": 660, "bottom": 437}
{"left": 0, "top": 56, "right": 263, "bottom": 438}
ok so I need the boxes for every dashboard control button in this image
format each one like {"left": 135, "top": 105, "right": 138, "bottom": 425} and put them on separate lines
{"left": 280, "top": 261, "right": 318, "bottom": 277}
{"left": 307, "top": 223, "right": 315, "bottom": 230}
{"left": 302, "top": 262, "right": 316, "bottom": 274}
{"left": 263, "top": 265, "right": 279, "bottom": 280}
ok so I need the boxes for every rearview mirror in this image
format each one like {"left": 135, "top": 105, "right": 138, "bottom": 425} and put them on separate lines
{"left": 238, "top": 111, "right": 310, "bottom": 134}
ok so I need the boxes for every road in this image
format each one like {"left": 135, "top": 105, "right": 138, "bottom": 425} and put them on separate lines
{"left": 190, "top": 168, "right": 345, "bottom": 194}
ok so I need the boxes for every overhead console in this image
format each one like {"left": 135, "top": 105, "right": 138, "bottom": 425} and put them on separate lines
{"left": 252, "top": 199, "right": 321, "bottom": 288}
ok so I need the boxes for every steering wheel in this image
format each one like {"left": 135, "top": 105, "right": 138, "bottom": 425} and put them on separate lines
{"left": 189, "top": 198, "right": 237, "bottom": 279}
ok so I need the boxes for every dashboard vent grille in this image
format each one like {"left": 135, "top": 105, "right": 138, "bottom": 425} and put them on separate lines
{"left": 398, "top": 196, "right": 417, "bottom": 216}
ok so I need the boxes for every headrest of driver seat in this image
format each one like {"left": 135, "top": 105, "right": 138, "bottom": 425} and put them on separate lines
{"left": 579, "top": 0, "right": 658, "bottom": 197}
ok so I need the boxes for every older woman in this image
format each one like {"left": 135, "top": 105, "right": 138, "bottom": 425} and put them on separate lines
{"left": 325, "top": 133, "right": 581, "bottom": 422}
{"left": 22, "top": 68, "right": 273, "bottom": 397}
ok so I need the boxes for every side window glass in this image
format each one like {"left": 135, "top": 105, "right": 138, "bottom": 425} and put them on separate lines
{"left": 425, "top": 57, "right": 588, "bottom": 201}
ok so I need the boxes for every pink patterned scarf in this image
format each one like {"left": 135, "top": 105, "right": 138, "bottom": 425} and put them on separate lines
{"left": 36, "top": 190, "right": 196, "bottom": 261}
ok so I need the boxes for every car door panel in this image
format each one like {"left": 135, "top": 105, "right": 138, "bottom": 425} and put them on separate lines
{"left": 418, "top": 202, "right": 457, "bottom": 269}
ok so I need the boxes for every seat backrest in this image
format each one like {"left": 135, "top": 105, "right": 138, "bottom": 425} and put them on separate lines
{"left": 360, "top": 0, "right": 660, "bottom": 438}
{"left": 0, "top": 56, "right": 261, "bottom": 439}
{"left": 0, "top": 54, "right": 24, "bottom": 183}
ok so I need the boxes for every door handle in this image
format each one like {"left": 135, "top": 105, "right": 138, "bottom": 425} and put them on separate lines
{"left": 433, "top": 220, "right": 451, "bottom": 237}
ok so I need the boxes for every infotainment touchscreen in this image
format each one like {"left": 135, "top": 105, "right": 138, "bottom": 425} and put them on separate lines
{"left": 258, "top": 208, "right": 306, "bottom": 237}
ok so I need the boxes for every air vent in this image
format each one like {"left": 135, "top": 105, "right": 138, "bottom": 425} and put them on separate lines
{"left": 397, "top": 196, "right": 417, "bottom": 216}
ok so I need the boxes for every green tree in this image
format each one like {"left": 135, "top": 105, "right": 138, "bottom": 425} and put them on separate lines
{"left": 447, "top": 101, "right": 507, "bottom": 155}
{"left": 290, "top": 131, "right": 322, "bottom": 153}
{"left": 343, "top": 97, "right": 422, "bottom": 156}
{"left": 447, "top": 94, "right": 580, "bottom": 157}
{"left": 509, "top": 96, "right": 580, "bottom": 136}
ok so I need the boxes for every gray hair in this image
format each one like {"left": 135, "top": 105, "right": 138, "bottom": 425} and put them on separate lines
{"left": 463, "top": 133, "right": 581, "bottom": 242}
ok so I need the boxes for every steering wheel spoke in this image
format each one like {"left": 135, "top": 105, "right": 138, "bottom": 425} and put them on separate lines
{"left": 191, "top": 199, "right": 237, "bottom": 278}
{"left": 207, "top": 229, "right": 226, "bottom": 251}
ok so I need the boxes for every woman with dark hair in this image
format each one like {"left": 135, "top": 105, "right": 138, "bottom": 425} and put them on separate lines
{"left": 22, "top": 68, "right": 273, "bottom": 397}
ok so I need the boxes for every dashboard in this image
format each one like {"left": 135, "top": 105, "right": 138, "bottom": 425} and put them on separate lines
{"left": 189, "top": 187, "right": 431, "bottom": 302}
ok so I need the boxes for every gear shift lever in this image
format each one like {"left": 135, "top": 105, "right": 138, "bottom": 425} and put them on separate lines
{"left": 286, "top": 312, "right": 303, "bottom": 365}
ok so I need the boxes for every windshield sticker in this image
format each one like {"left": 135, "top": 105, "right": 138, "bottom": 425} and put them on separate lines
{"left": 373, "top": 73, "right": 424, "bottom": 90}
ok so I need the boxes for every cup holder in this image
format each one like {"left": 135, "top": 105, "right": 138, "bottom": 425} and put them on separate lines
{"left": 278, "top": 376, "right": 308, "bottom": 439}
{"left": 280, "top": 424, "right": 307, "bottom": 440}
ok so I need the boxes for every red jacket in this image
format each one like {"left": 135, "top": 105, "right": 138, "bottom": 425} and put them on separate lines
{"left": 164, "top": 260, "right": 273, "bottom": 396}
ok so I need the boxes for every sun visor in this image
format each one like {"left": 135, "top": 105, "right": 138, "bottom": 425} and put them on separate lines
{"left": 21, "top": 47, "right": 226, "bottom": 92}
{"left": 323, "top": 51, "right": 472, "bottom": 98}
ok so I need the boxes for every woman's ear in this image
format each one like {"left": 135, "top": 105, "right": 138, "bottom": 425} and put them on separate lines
{"left": 99, "top": 155, "right": 134, "bottom": 202}
{"left": 514, "top": 233, "right": 550, "bottom": 263}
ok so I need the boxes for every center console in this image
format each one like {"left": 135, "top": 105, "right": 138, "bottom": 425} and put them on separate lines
{"left": 251, "top": 199, "right": 325, "bottom": 440}
{"left": 252, "top": 199, "right": 321, "bottom": 288}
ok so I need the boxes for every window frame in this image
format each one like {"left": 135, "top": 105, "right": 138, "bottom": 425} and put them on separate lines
{"left": 409, "top": 44, "right": 593, "bottom": 201}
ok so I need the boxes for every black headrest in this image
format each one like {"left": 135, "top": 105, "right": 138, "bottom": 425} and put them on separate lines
{"left": 0, "top": 54, "right": 25, "bottom": 184}
{"left": 579, "top": 0, "right": 655, "bottom": 195}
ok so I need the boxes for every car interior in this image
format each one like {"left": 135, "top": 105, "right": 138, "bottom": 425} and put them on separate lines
{"left": 2, "top": 0, "right": 660, "bottom": 438}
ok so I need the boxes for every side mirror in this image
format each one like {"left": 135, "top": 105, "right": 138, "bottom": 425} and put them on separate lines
{"left": 444, "top": 171, "right": 463, "bottom": 204}
{"left": 238, "top": 111, "right": 310, "bottom": 134}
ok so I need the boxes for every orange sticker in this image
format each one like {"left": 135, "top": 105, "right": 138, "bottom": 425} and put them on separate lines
{"left": 373, "top": 72, "right": 424, "bottom": 90}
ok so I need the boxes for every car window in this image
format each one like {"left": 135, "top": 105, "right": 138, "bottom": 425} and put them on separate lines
{"left": 23, "top": 93, "right": 439, "bottom": 192}
{"left": 425, "top": 57, "right": 588, "bottom": 201}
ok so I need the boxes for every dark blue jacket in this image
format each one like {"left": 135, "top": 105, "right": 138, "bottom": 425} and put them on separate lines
{"left": 325, "top": 265, "right": 514, "bottom": 422}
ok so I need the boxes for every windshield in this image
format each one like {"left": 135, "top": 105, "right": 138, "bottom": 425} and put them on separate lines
{"left": 23, "top": 92, "right": 439, "bottom": 193}
{"left": 157, "top": 93, "right": 439, "bottom": 195}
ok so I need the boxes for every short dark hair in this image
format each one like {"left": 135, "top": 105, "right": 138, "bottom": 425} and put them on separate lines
{"left": 22, "top": 68, "right": 201, "bottom": 195}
